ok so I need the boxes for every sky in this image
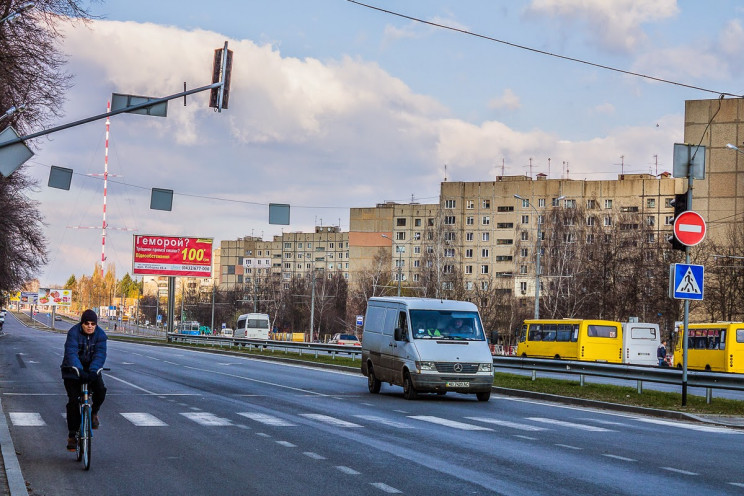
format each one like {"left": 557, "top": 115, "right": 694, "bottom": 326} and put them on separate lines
{"left": 21, "top": 0, "right": 744, "bottom": 286}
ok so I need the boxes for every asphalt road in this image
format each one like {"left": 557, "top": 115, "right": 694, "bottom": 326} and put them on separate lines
{"left": 1, "top": 317, "right": 743, "bottom": 496}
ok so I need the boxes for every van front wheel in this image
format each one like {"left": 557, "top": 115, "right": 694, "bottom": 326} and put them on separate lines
{"left": 403, "top": 371, "right": 417, "bottom": 400}
{"left": 367, "top": 366, "right": 381, "bottom": 394}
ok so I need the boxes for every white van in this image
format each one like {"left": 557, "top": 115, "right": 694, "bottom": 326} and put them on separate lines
{"left": 621, "top": 321, "right": 661, "bottom": 366}
{"left": 361, "top": 297, "right": 494, "bottom": 401}
{"left": 235, "top": 313, "right": 270, "bottom": 339}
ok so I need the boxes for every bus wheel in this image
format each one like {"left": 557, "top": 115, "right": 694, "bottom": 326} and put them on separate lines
{"left": 521, "top": 353, "right": 527, "bottom": 358}
{"left": 676, "top": 364, "right": 682, "bottom": 369}
{"left": 705, "top": 365, "right": 711, "bottom": 371}
{"left": 554, "top": 355, "right": 561, "bottom": 360}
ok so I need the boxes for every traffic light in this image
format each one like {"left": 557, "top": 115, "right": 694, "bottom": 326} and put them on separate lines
{"left": 668, "top": 193, "right": 689, "bottom": 251}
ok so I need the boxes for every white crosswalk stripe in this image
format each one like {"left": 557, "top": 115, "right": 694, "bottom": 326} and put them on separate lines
{"left": 9, "top": 412, "right": 45, "bottom": 426}
{"left": 527, "top": 417, "right": 613, "bottom": 432}
{"left": 354, "top": 415, "right": 415, "bottom": 429}
{"left": 466, "top": 417, "right": 547, "bottom": 431}
{"left": 121, "top": 413, "right": 167, "bottom": 426}
{"left": 409, "top": 416, "right": 492, "bottom": 431}
{"left": 180, "top": 412, "right": 233, "bottom": 426}
{"left": 237, "top": 412, "right": 297, "bottom": 426}
{"left": 299, "top": 414, "right": 362, "bottom": 427}
{"left": 634, "top": 417, "right": 743, "bottom": 434}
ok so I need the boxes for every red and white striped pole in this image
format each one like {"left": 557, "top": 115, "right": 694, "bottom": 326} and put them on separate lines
{"left": 100, "top": 101, "right": 110, "bottom": 279}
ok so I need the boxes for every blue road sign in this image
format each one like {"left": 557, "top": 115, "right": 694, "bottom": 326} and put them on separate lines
{"left": 671, "top": 263, "right": 704, "bottom": 300}
{"left": 356, "top": 315, "right": 364, "bottom": 326}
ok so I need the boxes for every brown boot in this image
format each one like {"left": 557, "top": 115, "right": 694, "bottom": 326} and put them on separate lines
{"left": 67, "top": 436, "right": 77, "bottom": 451}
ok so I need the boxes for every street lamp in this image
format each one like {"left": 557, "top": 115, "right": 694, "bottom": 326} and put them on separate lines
{"left": 726, "top": 143, "right": 744, "bottom": 155}
{"left": 514, "top": 194, "right": 564, "bottom": 319}
{"left": 0, "top": 104, "right": 25, "bottom": 123}
{"left": 381, "top": 234, "right": 404, "bottom": 296}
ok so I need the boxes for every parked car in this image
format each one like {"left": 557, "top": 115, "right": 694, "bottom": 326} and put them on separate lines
{"left": 329, "top": 333, "right": 361, "bottom": 346}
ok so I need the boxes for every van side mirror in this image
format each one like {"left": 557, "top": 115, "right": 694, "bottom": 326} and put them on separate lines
{"left": 394, "top": 327, "right": 407, "bottom": 341}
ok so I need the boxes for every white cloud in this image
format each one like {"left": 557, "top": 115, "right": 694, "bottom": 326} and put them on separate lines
{"left": 592, "top": 103, "right": 615, "bottom": 115}
{"left": 488, "top": 89, "right": 521, "bottom": 111}
{"left": 28, "top": 19, "right": 680, "bottom": 285}
{"left": 525, "top": 0, "right": 679, "bottom": 53}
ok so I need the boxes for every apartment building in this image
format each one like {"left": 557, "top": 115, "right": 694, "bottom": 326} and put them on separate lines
{"left": 350, "top": 173, "right": 684, "bottom": 296}
{"left": 217, "top": 226, "right": 349, "bottom": 292}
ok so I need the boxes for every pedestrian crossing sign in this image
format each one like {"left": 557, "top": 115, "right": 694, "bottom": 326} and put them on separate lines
{"left": 670, "top": 263, "right": 704, "bottom": 300}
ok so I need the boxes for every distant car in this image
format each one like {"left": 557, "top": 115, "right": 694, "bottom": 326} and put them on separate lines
{"left": 329, "top": 333, "right": 361, "bottom": 346}
{"left": 54, "top": 315, "right": 62, "bottom": 321}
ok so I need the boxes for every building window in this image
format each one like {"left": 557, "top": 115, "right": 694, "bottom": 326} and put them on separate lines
{"left": 414, "top": 246, "right": 421, "bottom": 254}
{"left": 396, "top": 218, "right": 406, "bottom": 226}
{"left": 466, "top": 200, "right": 475, "bottom": 209}
{"left": 284, "top": 252, "right": 292, "bottom": 258}
{"left": 413, "top": 260, "right": 420, "bottom": 267}
{"left": 586, "top": 199, "right": 596, "bottom": 209}
{"left": 482, "top": 216, "right": 490, "bottom": 225}
{"left": 497, "top": 206, "right": 514, "bottom": 212}
{"left": 443, "top": 265, "right": 454, "bottom": 274}
{"left": 414, "top": 232, "right": 421, "bottom": 240}
{"left": 604, "top": 216, "right": 612, "bottom": 226}
{"left": 521, "top": 231, "right": 529, "bottom": 241}
{"left": 444, "top": 248, "right": 455, "bottom": 257}
{"left": 521, "top": 199, "right": 529, "bottom": 208}
{"left": 520, "top": 265, "right": 527, "bottom": 274}
{"left": 482, "top": 199, "right": 491, "bottom": 209}
{"left": 415, "top": 218, "right": 422, "bottom": 227}
{"left": 495, "top": 255, "right": 513, "bottom": 262}
{"left": 564, "top": 233, "right": 576, "bottom": 243}
{"left": 482, "top": 232, "right": 490, "bottom": 242}
{"left": 481, "top": 248, "right": 489, "bottom": 257}
{"left": 444, "top": 231, "right": 456, "bottom": 241}
{"left": 587, "top": 216, "right": 595, "bottom": 226}
{"left": 647, "top": 198, "right": 656, "bottom": 208}
{"left": 284, "top": 262, "right": 291, "bottom": 269}
{"left": 466, "top": 232, "right": 474, "bottom": 241}
{"left": 564, "top": 199, "right": 576, "bottom": 208}
{"left": 520, "top": 248, "right": 529, "bottom": 257}
{"left": 466, "top": 216, "right": 475, "bottom": 225}
{"left": 538, "top": 198, "right": 546, "bottom": 207}
{"left": 587, "top": 234, "right": 594, "bottom": 244}
{"left": 465, "top": 265, "right": 473, "bottom": 274}
{"left": 496, "top": 239, "right": 513, "bottom": 245}
{"left": 521, "top": 215, "right": 529, "bottom": 224}
{"left": 552, "top": 197, "right": 561, "bottom": 207}
{"left": 647, "top": 233, "right": 655, "bottom": 243}
{"left": 520, "top": 281, "right": 528, "bottom": 294}
{"left": 665, "top": 215, "right": 674, "bottom": 225}
{"left": 605, "top": 199, "right": 613, "bottom": 209}
{"left": 396, "top": 232, "right": 406, "bottom": 240}
{"left": 497, "top": 222, "right": 514, "bottom": 229}
{"left": 465, "top": 281, "right": 473, "bottom": 290}
{"left": 444, "top": 215, "right": 456, "bottom": 225}
{"left": 481, "top": 265, "right": 489, "bottom": 274}
{"left": 465, "top": 249, "right": 473, "bottom": 258}
{"left": 647, "top": 216, "right": 655, "bottom": 226}
{"left": 413, "top": 274, "right": 420, "bottom": 282}
{"left": 665, "top": 197, "right": 674, "bottom": 208}
{"left": 426, "top": 246, "right": 434, "bottom": 254}
{"left": 481, "top": 281, "right": 489, "bottom": 290}
{"left": 445, "top": 199, "right": 456, "bottom": 209}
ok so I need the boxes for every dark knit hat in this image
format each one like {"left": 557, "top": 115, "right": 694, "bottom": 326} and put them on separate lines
{"left": 80, "top": 309, "right": 98, "bottom": 325}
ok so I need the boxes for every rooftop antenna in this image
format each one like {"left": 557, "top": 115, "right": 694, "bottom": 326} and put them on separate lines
{"left": 653, "top": 154, "right": 658, "bottom": 176}
{"left": 444, "top": 164, "right": 447, "bottom": 182}
{"left": 547, "top": 157, "right": 551, "bottom": 179}
{"left": 501, "top": 158, "right": 505, "bottom": 177}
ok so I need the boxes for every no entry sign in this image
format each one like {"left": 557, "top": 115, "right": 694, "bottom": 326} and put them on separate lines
{"left": 674, "top": 211, "right": 706, "bottom": 246}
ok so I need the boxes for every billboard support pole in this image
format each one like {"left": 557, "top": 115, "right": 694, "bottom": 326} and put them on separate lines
{"left": 167, "top": 277, "right": 176, "bottom": 335}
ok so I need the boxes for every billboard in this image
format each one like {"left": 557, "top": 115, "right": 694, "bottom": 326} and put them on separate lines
{"left": 38, "top": 288, "right": 73, "bottom": 306}
{"left": 20, "top": 292, "right": 38, "bottom": 305}
{"left": 132, "top": 235, "right": 213, "bottom": 277}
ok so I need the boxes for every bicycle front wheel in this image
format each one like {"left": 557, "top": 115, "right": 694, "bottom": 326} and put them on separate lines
{"left": 81, "top": 406, "right": 92, "bottom": 470}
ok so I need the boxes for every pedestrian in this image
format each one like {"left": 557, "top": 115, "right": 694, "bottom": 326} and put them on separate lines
{"left": 657, "top": 340, "right": 668, "bottom": 367}
{"left": 60, "top": 309, "right": 108, "bottom": 451}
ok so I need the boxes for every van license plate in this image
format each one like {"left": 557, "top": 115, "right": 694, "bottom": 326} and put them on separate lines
{"left": 446, "top": 381, "right": 469, "bottom": 387}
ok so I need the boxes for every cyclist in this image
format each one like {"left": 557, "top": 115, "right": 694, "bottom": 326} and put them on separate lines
{"left": 61, "top": 309, "right": 108, "bottom": 451}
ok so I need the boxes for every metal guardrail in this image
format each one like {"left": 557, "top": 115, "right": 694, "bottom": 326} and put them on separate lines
{"left": 166, "top": 334, "right": 744, "bottom": 401}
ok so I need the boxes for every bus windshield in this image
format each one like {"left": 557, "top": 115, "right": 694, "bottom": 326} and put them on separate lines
{"left": 409, "top": 310, "right": 485, "bottom": 341}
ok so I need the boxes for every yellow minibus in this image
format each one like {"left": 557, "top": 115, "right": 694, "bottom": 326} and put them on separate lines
{"left": 672, "top": 322, "right": 744, "bottom": 373}
{"left": 517, "top": 319, "right": 623, "bottom": 363}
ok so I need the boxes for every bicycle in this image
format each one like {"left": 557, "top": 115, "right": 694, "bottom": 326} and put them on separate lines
{"left": 73, "top": 367, "right": 109, "bottom": 470}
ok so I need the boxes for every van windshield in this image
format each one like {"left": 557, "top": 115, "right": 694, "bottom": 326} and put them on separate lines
{"left": 409, "top": 310, "right": 485, "bottom": 341}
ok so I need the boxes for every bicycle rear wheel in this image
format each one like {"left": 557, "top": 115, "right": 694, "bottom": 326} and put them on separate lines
{"left": 81, "top": 406, "right": 92, "bottom": 470}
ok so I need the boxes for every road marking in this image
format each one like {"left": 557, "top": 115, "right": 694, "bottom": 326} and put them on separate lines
{"left": 555, "top": 444, "right": 583, "bottom": 450}
{"left": 276, "top": 440, "right": 296, "bottom": 447}
{"left": 527, "top": 417, "right": 612, "bottom": 432}
{"left": 466, "top": 417, "right": 547, "bottom": 431}
{"left": 9, "top": 413, "right": 44, "bottom": 426}
{"left": 576, "top": 418, "right": 628, "bottom": 426}
{"left": 336, "top": 466, "right": 360, "bottom": 475}
{"left": 603, "top": 454, "right": 636, "bottom": 462}
{"left": 729, "top": 482, "right": 744, "bottom": 488}
{"left": 237, "top": 413, "right": 297, "bottom": 427}
{"left": 634, "top": 417, "right": 742, "bottom": 434}
{"left": 300, "top": 414, "right": 362, "bottom": 427}
{"left": 370, "top": 483, "right": 402, "bottom": 493}
{"left": 304, "top": 452, "right": 326, "bottom": 460}
{"left": 409, "top": 416, "right": 492, "bottom": 431}
{"left": 180, "top": 412, "right": 233, "bottom": 426}
{"left": 661, "top": 467, "right": 698, "bottom": 476}
{"left": 354, "top": 415, "right": 415, "bottom": 429}
{"left": 121, "top": 413, "right": 167, "bottom": 426}
{"left": 514, "top": 435, "right": 537, "bottom": 440}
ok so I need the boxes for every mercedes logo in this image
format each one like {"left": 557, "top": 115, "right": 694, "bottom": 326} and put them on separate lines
{"left": 453, "top": 363, "right": 463, "bottom": 373}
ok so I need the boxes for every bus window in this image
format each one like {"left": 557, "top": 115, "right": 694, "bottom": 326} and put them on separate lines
{"left": 529, "top": 324, "right": 542, "bottom": 341}
{"left": 543, "top": 324, "right": 557, "bottom": 342}
{"left": 631, "top": 326, "right": 657, "bottom": 340}
{"left": 519, "top": 324, "right": 527, "bottom": 343}
{"left": 556, "top": 324, "right": 572, "bottom": 342}
{"left": 587, "top": 325, "right": 617, "bottom": 338}
{"left": 737, "top": 328, "right": 744, "bottom": 343}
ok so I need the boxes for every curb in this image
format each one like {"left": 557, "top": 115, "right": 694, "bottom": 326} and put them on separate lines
{"left": 0, "top": 398, "right": 28, "bottom": 496}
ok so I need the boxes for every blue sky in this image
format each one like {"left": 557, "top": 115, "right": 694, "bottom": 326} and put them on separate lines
{"left": 25, "top": 0, "right": 744, "bottom": 285}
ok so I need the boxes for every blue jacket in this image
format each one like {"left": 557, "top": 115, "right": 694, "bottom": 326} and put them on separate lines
{"left": 60, "top": 323, "right": 108, "bottom": 380}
